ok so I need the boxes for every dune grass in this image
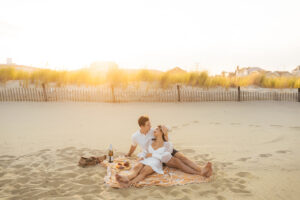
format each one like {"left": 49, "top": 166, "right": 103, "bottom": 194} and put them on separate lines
{"left": 0, "top": 67, "right": 299, "bottom": 89}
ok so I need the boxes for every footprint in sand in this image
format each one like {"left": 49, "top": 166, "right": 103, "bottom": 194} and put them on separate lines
{"left": 235, "top": 183, "right": 246, "bottom": 189}
{"left": 170, "top": 189, "right": 181, "bottom": 197}
{"left": 190, "top": 184, "right": 201, "bottom": 190}
{"left": 275, "top": 150, "right": 290, "bottom": 154}
{"left": 231, "top": 122, "right": 240, "bottom": 126}
{"left": 270, "top": 124, "right": 283, "bottom": 128}
{"left": 239, "top": 179, "right": 246, "bottom": 184}
{"left": 235, "top": 172, "right": 253, "bottom": 178}
{"left": 216, "top": 195, "right": 226, "bottom": 200}
{"left": 229, "top": 188, "right": 251, "bottom": 194}
{"left": 181, "top": 188, "right": 192, "bottom": 193}
{"left": 198, "top": 190, "right": 218, "bottom": 196}
{"left": 57, "top": 165, "right": 77, "bottom": 171}
{"left": 193, "top": 155, "right": 202, "bottom": 160}
{"left": 193, "top": 153, "right": 211, "bottom": 161}
{"left": 263, "top": 136, "right": 284, "bottom": 144}
{"left": 210, "top": 122, "right": 221, "bottom": 125}
{"left": 259, "top": 153, "right": 272, "bottom": 158}
{"left": 212, "top": 175, "right": 251, "bottom": 196}
{"left": 0, "top": 172, "right": 5, "bottom": 177}
{"left": 219, "top": 162, "right": 233, "bottom": 168}
{"left": 237, "top": 157, "right": 251, "bottom": 162}
{"left": 182, "top": 123, "right": 190, "bottom": 127}
{"left": 0, "top": 155, "right": 15, "bottom": 160}
{"left": 193, "top": 120, "right": 199, "bottom": 123}
{"left": 135, "top": 195, "right": 149, "bottom": 200}
{"left": 289, "top": 126, "right": 300, "bottom": 131}
{"left": 248, "top": 124, "right": 260, "bottom": 127}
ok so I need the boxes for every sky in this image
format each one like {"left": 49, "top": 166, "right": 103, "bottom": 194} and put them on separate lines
{"left": 0, "top": 0, "right": 299, "bottom": 74}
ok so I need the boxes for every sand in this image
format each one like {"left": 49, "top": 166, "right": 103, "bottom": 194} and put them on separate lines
{"left": 0, "top": 101, "right": 299, "bottom": 200}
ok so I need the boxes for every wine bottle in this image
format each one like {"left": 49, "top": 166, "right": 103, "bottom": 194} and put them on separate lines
{"left": 108, "top": 144, "right": 114, "bottom": 163}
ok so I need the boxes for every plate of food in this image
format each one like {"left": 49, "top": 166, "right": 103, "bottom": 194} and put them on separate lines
{"left": 115, "top": 161, "right": 131, "bottom": 170}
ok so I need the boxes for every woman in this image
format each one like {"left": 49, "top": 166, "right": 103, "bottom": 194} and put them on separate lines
{"left": 116, "top": 125, "right": 212, "bottom": 188}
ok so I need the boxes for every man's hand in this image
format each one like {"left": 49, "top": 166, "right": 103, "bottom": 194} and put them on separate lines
{"left": 146, "top": 153, "right": 152, "bottom": 158}
{"left": 137, "top": 157, "right": 144, "bottom": 161}
{"left": 126, "top": 145, "right": 137, "bottom": 157}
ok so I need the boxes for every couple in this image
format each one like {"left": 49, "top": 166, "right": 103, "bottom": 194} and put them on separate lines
{"left": 115, "top": 116, "right": 213, "bottom": 188}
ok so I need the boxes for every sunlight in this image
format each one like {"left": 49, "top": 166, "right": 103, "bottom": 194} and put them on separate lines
{"left": 1, "top": 0, "right": 300, "bottom": 73}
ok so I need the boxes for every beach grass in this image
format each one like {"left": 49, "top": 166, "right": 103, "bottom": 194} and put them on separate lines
{"left": 0, "top": 67, "right": 300, "bottom": 88}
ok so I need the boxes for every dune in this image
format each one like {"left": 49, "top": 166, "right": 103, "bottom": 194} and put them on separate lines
{"left": 0, "top": 101, "right": 299, "bottom": 200}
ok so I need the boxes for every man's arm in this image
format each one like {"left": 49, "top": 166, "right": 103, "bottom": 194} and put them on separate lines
{"left": 125, "top": 145, "right": 137, "bottom": 157}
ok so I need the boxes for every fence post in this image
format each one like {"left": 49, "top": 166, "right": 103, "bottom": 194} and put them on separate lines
{"left": 42, "top": 83, "right": 47, "bottom": 102}
{"left": 237, "top": 86, "right": 241, "bottom": 101}
{"left": 177, "top": 85, "right": 181, "bottom": 102}
{"left": 111, "top": 85, "right": 115, "bottom": 103}
{"left": 298, "top": 88, "right": 300, "bottom": 102}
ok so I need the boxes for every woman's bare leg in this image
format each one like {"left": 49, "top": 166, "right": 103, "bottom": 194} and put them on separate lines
{"left": 166, "top": 157, "right": 201, "bottom": 175}
{"left": 116, "top": 163, "right": 144, "bottom": 182}
{"left": 174, "top": 152, "right": 202, "bottom": 172}
{"left": 118, "top": 165, "right": 154, "bottom": 188}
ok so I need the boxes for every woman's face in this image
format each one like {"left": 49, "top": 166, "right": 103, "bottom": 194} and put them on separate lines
{"left": 154, "top": 127, "right": 163, "bottom": 138}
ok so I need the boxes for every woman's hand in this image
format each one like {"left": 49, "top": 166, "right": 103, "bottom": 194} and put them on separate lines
{"left": 137, "top": 157, "right": 144, "bottom": 161}
{"left": 162, "top": 125, "right": 169, "bottom": 141}
{"left": 146, "top": 153, "right": 152, "bottom": 158}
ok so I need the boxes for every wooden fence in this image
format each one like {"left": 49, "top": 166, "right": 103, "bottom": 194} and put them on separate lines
{"left": 0, "top": 87, "right": 299, "bottom": 102}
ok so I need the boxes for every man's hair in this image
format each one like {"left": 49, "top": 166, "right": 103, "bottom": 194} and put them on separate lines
{"left": 138, "top": 116, "right": 149, "bottom": 127}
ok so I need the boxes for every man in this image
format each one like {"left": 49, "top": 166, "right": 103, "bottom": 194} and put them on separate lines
{"left": 125, "top": 115, "right": 153, "bottom": 159}
{"left": 126, "top": 115, "right": 212, "bottom": 177}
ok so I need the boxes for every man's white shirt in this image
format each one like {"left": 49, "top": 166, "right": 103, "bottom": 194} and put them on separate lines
{"left": 131, "top": 129, "right": 154, "bottom": 158}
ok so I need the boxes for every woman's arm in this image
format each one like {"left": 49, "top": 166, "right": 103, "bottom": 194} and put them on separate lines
{"left": 152, "top": 142, "right": 173, "bottom": 162}
{"left": 162, "top": 126, "right": 169, "bottom": 141}
{"left": 164, "top": 142, "right": 173, "bottom": 153}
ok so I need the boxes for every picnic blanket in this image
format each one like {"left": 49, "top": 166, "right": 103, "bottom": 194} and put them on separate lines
{"left": 102, "top": 156, "right": 210, "bottom": 188}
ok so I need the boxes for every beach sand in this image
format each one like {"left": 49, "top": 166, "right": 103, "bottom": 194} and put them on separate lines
{"left": 0, "top": 101, "right": 299, "bottom": 200}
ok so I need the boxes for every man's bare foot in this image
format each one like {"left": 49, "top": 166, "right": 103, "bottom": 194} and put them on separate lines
{"left": 201, "top": 162, "right": 213, "bottom": 177}
{"left": 115, "top": 174, "right": 129, "bottom": 183}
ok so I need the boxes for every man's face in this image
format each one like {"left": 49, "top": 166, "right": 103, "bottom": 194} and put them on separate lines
{"left": 144, "top": 120, "right": 151, "bottom": 132}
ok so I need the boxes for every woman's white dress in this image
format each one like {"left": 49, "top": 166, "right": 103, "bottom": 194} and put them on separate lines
{"left": 140, "top": 141, "right": 173, "bottom": 174}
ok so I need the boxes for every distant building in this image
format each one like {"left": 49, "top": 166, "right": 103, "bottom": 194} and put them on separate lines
{"left": 235, "top": 66, "right": 248, "bottom": 77}
{"left": 235, "top": 66, "right": 264, "bottom": 77}
{"left": 292, "top": 66, "right": 300, "bottom": 72}
{"left": 221, "top": 71, "right": 233, "bottom": 77}
{"left": 264, "top": 71, "right": 278, "bottom": 77}
{"left": 219, "top": 66, "right": 300, "bottom": 77}
{"left": 291, "top": 66, "right": 300, "bottom": 77}
{"left": 273, "top": 71, "right": 292, "bottom": 77}
{"left": 167, "top": 67, "right": 187, "bottom": 74}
